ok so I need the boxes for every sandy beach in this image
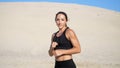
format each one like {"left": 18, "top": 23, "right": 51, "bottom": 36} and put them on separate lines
{"left": 0, "top": 2, "right": 120, "bottom": 68}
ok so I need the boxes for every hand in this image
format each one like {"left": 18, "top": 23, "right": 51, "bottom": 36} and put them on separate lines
{"left": 51, "top": 42, "right": 58, "bottom": 48}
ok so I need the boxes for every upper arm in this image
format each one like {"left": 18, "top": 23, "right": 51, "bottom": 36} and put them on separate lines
{"left": 51, "top": 33, "right": 55, "bottom": 42}
{"left": 51, "top": 33, "right": 55, "bottom": 44}
{"left": 66, "top": 29, "right": 80, "bottom": 48}
{"left": 49, "top": 33, "right": 55, "bottom": 56}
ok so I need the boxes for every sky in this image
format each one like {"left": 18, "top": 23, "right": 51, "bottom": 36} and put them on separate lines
{"left": 0, "top": 0, "right": 120, "bottom": 12}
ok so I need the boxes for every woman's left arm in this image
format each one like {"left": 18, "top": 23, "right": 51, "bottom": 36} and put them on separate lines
{"left": 54, "top": 29, "right": 81, "bottom": 56}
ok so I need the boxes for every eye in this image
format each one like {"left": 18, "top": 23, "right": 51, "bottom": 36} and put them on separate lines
{"left": 56, "top": 18, "right": 59, "bottom": 21}
{"left": 61, "top": 19, "right": 64, "bottom": 21}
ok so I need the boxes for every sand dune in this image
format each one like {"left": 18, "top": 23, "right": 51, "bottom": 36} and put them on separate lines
{"left": 0, "top": 2, "right": 120, "bottom": 68}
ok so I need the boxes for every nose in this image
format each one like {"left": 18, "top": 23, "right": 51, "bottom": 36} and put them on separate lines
{"left": 57, "top": 20, "right": 61, "bottom": 24}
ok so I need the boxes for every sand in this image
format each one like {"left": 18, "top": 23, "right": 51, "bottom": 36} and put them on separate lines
{"left": 0, "top": 2, "right": 120, "bottom": 68}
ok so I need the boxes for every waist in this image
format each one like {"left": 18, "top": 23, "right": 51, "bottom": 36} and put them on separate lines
{"left": 55, "top": 54, "right": 72, "bottom": 61}
{"left": 55, "top": 59, "right": 73, "bottom": 63}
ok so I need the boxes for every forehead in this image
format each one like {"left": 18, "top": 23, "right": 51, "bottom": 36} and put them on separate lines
{"left": 56, "top": 14, "right": 66, "bottom": 18}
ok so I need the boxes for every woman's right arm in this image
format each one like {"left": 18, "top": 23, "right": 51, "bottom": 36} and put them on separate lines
{"left": 48, "top": 34, "right": 55, "bottom": 56}
{"left": 48, "top": 33, "right": 58, "bottom": 56}
{"left": 48, "top": 46, "right": 54, "bottom": 56}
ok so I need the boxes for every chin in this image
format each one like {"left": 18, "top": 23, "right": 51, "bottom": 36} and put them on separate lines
{"left": 58, "top": 26, "right": 63, "bottom": 29}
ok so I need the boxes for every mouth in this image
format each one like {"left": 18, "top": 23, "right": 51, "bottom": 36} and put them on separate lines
{"left": 57, "top": 24, "right": 61, "bottom": 27}
{"left": 57, "top": 25, "right": 62, "bottom": 28}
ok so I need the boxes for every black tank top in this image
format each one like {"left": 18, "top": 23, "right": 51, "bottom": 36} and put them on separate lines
{"left": 53, "top": 27, "right": 73, "bottom": 50}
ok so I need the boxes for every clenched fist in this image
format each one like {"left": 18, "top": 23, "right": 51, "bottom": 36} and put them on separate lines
{"left": 51, "top": 42, "right": 58, "bottom": 48}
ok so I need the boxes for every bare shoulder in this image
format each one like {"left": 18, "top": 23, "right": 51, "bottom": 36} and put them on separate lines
{"left": 52, "top": 33, "right": 56, "bottom": 38}
{"left": 66, "top": 28, "right": 76, "bottom": 36}
{"left": 66, "top": 28, "right": 77, "bottom": 40}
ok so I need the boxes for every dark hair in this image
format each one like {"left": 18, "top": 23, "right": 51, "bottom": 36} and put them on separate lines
{"left": 55, "top": 11, "right": 68, "bottom": 21}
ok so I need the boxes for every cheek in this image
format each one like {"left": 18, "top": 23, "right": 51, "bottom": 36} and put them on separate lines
{"left": 55, "top": 20, "right": 66, "bottom": 26}
{"left": 60, "top": 22, "right": 65, "bottom": 26}
{"left": 62, "top": 21, "right": 67, "bottom": 25}
{"left": 56, "top": 21, "right": 59, "bottom": 25}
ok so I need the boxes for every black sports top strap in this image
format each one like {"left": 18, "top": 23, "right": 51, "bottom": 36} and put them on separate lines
{"left": 63, "top": 27, "right": 69, "bottom": 34}
{"left": 54, "top": 27, "right": 73, "bottom": 50}
{"left": 53, "top": 27, "right": 69, "bottom": 42}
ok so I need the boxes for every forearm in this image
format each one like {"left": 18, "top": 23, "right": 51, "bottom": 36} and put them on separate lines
{"left": 48, "top": 47, "right": 54, "bottom": 56}
{"left": 62, "top": 47, "right": 81, "bottom": 55}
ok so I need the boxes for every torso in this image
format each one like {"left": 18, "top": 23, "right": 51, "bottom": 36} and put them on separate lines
{"left": 55, "top": 54, "right": 72, "bottom": 61}
{"left": 53, "top": 27, "right": 73, "bottom": 61}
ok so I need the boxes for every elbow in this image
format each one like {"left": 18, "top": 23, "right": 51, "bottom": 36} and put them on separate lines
{"left": 73, "top": 47, "right": 81, "bottom": 54}
{"left": 49, "top": 53, "right": 53, "bottom": 57}
{"left": 79, "top": 49, "right": 81, "bottom": 53}
{"left": 77, "top": 48, "right": 81, "bottom": 53}
{"left": 78, "top": 45, "right": 81, "bottom": 53}
{"left": 77, "top": 50, "right": 80, "bottom": 53}
{"left": 48, "top": 50, "right": 53, "bottom": 57}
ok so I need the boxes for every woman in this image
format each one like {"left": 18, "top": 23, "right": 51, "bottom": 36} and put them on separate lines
{"left": 48, "top": 11, "right": 81, "bottom": 68}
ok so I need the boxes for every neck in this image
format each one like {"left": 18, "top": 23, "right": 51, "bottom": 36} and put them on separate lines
{"left": 59, "top": 26, "right": 67, "bottom": 33}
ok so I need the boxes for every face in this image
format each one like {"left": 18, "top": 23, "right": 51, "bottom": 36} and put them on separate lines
{"left": 55, "top": 14, "right": 67, "bottom": 29}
